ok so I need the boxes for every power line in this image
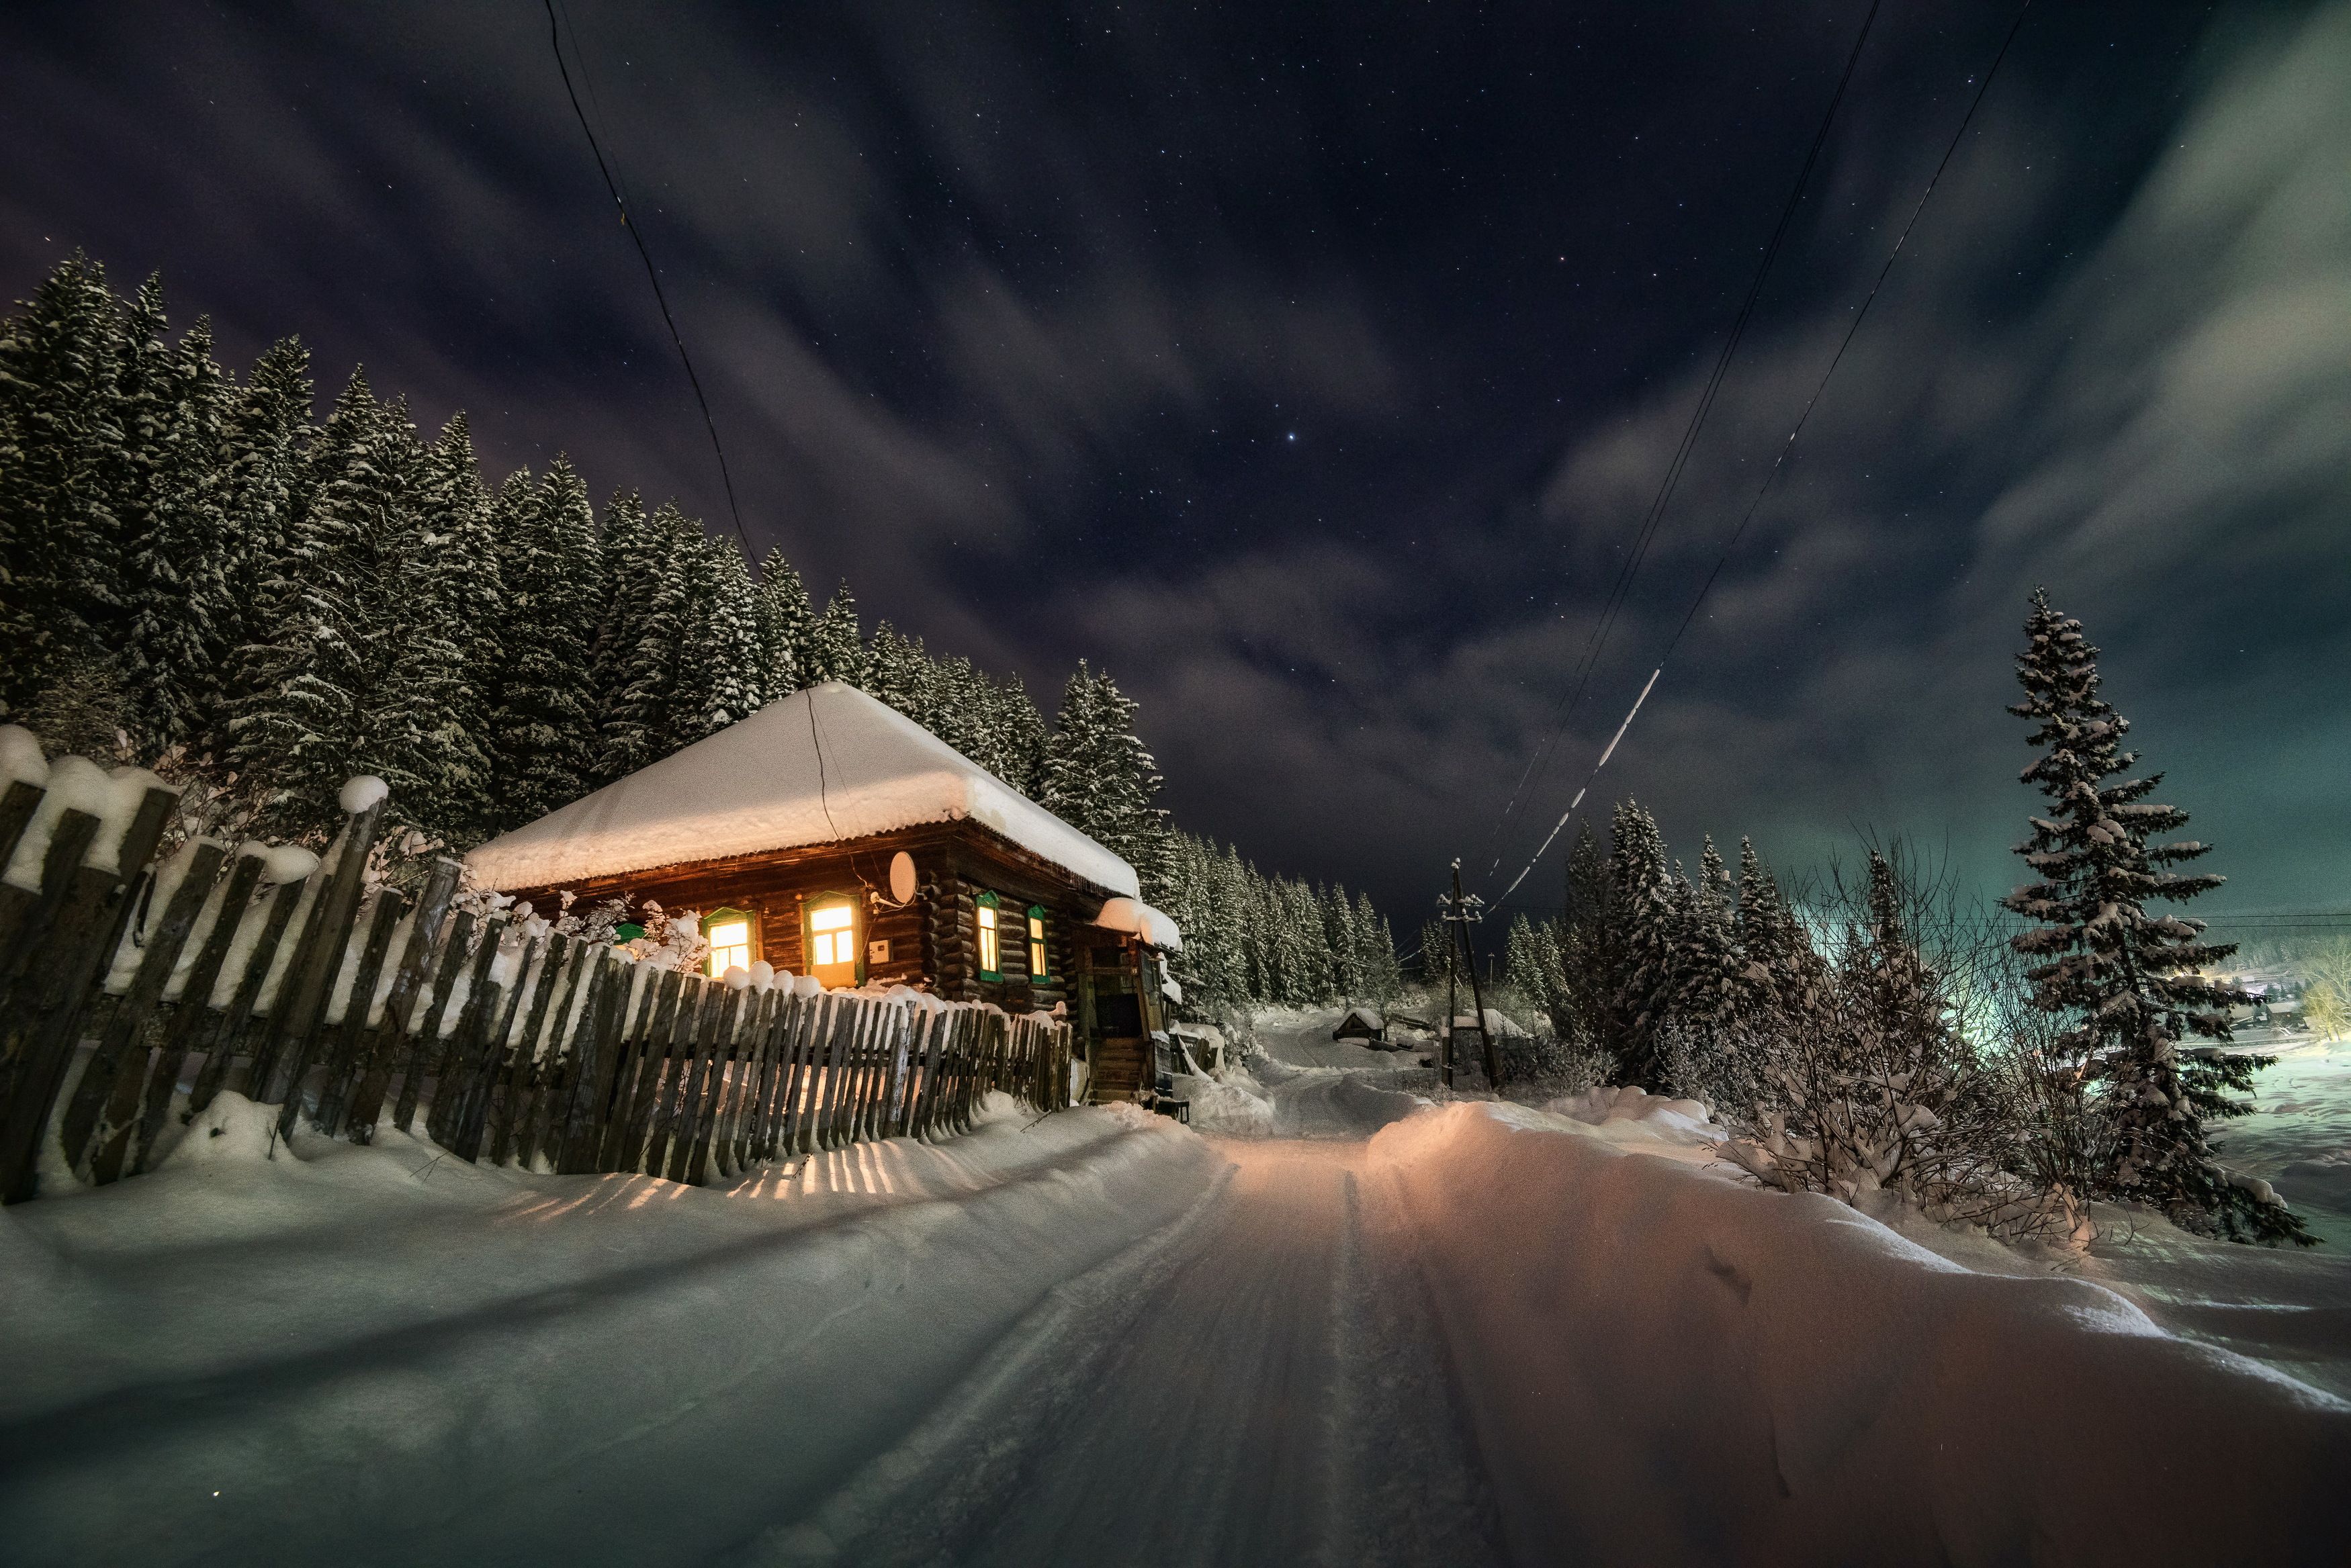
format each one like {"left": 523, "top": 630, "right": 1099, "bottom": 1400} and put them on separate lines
{"left": 541, "top": 0, "right": 752, "bottom": 555}
{"left": 1490, "top": 0, "right": 2037, "bottom": 914}
{"left": 1480, "top": 0, "right": 1887, "bottom": 879}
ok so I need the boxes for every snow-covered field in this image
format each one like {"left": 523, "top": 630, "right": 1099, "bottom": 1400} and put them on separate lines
{"left": 3, "top": 1009, "right": 2348, "bottom": 1565}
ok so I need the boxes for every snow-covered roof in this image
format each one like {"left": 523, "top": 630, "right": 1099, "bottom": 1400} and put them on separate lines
{"left": 466, "top": 683, "right": 1139, "bottom": 898}
{"left": 1092, "top": 896, "right": 1183, "bottom": 952}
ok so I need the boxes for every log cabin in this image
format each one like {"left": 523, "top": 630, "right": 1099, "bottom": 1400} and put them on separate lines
{"left": 464, "top": 682, "right": 1184, "bottom": 1103}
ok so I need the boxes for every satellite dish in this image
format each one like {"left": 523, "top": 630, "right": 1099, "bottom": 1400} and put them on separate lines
{"left": 888, "top": 851, "right": 918, "bottom": 905}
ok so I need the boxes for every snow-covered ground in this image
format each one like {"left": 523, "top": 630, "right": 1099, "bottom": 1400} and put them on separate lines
{"left": 4, "top": 1008, "right": 2348, "bottom": 1565}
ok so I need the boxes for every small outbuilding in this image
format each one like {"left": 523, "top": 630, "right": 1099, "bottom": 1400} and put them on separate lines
{"left": 1333, "top": 1005, "right": 1387, "bottom": 1044}
{"left": 466, "top": 682, "right": 1184, "bottom": 1101}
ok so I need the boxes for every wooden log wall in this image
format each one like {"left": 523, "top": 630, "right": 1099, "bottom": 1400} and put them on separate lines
{"left": 0, "top": 766, "right": 1075, "bottom": 1205}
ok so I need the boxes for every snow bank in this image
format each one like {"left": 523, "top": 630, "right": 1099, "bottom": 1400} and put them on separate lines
{"left": 465, "top": 682, "right": 1139, "bottom": 898}
{"left": 1177, "top": 1072, "right": 1276, "bottom": 1136}
{"left": 1540, "top": 1083, "right": 1723, "bottom": 1148}
{"left": 1368, "top": 1102, "right": 2351, "bottom": 1565}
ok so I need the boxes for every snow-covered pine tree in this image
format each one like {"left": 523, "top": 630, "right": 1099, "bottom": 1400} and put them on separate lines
{"left": 1352, "top": 891, "right": 1401, "bottom": 1005}
{"left": 750, "top": 547, "right": 810, "bottom": 701}
{"left": 200, "top": 336, "right": 314, "bottom": 762}
{"left": 1418, "top": 915, "right": 1458, "bottom": 994}
{"left": 2002, "top": 590, "right": 2307, "bottom": 1244}
{"left": 1734, "top": 837, "right": 1792, "bottom": 996}
{"left": 1671, "top": 836, "right": 1746, "bottom": 1035}
{"left": 990, "top": 672, "right": 1050, "bottom": 797}
{"left": 1607, "top": 798, "right": 1679, "bottom": 1089}
{"left": 922, "top": 653, "right": 988, "bottom": 764}
{"left": 403, "top": 412, "right": 500, "bottom": 841}
{"left": 1505, "top": 913, "right": 1567, "bottom": 1035}
{"left": 486, "top": 456, "right": 601, "bottom": 827}
{"left": 0, "top": 252, "right": 131, "bottom": 723}
{"left": 230, "top": 377, "right": 471, "bottom": 839}
{"left": 804, "top": 583, "right": 867, "bottom": 687}
{"left": 595, "top": 497, "right": 696, "bottom": 779}
{"left": 587, "top": 490, "right": 660, "bottom": 782}
{"left": 122, "top": 312, "right": 236, "bottom": 753}
{"left": 864, "top": 620, "right": 930, "bottom": 719}
{"left": 674, "top": 533, "right": 766, "bottom": 744}
{"left": 1227, "top": 845, "right": 1273, "bottom": 1003}
{"left": 1325, "top": 884, "right": 1362, "bottom": 1001}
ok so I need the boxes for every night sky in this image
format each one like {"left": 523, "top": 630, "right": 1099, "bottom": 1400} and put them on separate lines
{"left": 4, "top": 1, "right": 2346, "bottom": 926}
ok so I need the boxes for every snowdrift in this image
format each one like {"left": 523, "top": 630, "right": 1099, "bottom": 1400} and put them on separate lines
{"left": 1369, "top": 1102, "right": 2351, "bottom": 1567}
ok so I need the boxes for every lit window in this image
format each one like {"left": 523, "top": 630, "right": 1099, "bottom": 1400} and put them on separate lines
{"left": 809, "top": 901, "right": 856, "bottom": 969}
{"left": 977, "top": 892, "right": 1002, "bottom": 980}
{"left": 705, "top": 911, "right": 753, "bottom": 976}
{"left": 1027, "top": 908, "right": 1049, "bottom": 982}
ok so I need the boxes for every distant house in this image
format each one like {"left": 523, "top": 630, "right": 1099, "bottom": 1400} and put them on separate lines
{"left": 1332, "top": 1005, "right": 1386, "bottom": 1044}
{"left": 466, "top": 682, "right": 1184, "bottom": 1101}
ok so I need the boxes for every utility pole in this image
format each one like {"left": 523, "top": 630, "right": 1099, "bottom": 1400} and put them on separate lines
{"left": 1440, "top": 860, "right": 1501, "bottom": 1090}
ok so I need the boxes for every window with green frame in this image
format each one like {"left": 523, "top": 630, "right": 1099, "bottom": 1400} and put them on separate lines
{"left": 1026, "top": 906, "right": 1049, "bottom": 984}
{"left": 975, "top": 890, "right": 1002, "bottom": 980}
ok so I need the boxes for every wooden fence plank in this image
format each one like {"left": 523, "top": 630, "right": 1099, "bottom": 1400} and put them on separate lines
{"left": 0, "top": 788, "right": 175, "bottom": 1204}
{"left": 519, "top": 939, "right": 597, "bottom": 1169}
{"left": 642, "top": 980, "right": 715, "bottom": 1179}
{"left": 426, "top": 915, "right": 506, "bottom": 1149}
{"left": 341, "top": 859, "right": 461, "bottom": 1138}
{"left": 394, "top": 909, "right": 474, "bottom": 1134}
{"left": 666, "top": 986, "right": 739, "bottom": 1184}
{"left": 593, "top": 962, "right": 665, "bottom": 1172}
{"left": 609, "top": 968, "right": 682, "bottom": 1173}
{"left": 458, "top": 935, "right": 541, "bottom": 1163}
{"left": 557, "top": 953, "right": 633, "bottom": 1175}
{"left": 131, "top": 852, "right": 267, "bottom": 1173}
{"left": 0, "top": 779, "right": 44, "bottom": 888}
{"left": 267, "top": 799, "right": 390, "bottom": 1138}
{"left": 72, "top": 841, "right": 230, "bottom": 1183}
{"left": 486, "top": 934, "right": 561, "bottom": 1166}
{"left": 187, "top": 872, "right": 305, "bottom": 1113}
{"left": 308, "top": 888, "right": 407, "bottom": 1138}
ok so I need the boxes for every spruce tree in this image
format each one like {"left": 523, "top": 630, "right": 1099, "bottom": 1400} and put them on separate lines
{"left": 2003, "top": 591, "right": 2308, "bottom": 1244}
{"left": 672, "top": 533, "right": 765, "bottom": 745}
{"left": 0, "top": 252, "right": 130, "bottom": 722}
{"left": 751, "top": 547, "right": 811, "bottom": 700}
{"left": 1672, "top": 836, "right": 1746, "bottom": 1033}
{"left": 804, "top": 583, "right": 866, "bottom": 686}
{"left": 404, "top": 412, "right": 500, "bottom": 841}
{"left": 230, "top": 377, "right": 473, "bottom": 840}
{"left": 201, "top": 336, "right": 314, "bottom": 762}
{"left": 486, "top": 455, "right": 601, "bottom": 826}
{"left": 1607, "top": 799, "right": 1679, "bottom": 1089}
{"left": 596, "top": 498, "right": 697, "bottom": 778}
{"left": 123, "top": 314, "right": 236, "bottom": 753}
{"left": 864, "top": 620, "right": 930, "bottom": 719}
{"left": 588, "top": 489, "right": 662, "bottom": 780}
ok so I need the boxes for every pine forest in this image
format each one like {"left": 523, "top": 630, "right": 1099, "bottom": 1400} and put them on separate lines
{"left": 0, "top": 252, "right": 1402, "bottom": 1015}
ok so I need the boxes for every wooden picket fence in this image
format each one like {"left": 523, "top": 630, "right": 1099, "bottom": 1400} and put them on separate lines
{"left": 0, "top": 765, "right": 1073, "bottom": 1204}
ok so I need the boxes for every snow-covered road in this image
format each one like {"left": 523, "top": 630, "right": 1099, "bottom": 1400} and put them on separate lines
{"left": 5, "top": 1012, "right": 2349, "bottom": 1565}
